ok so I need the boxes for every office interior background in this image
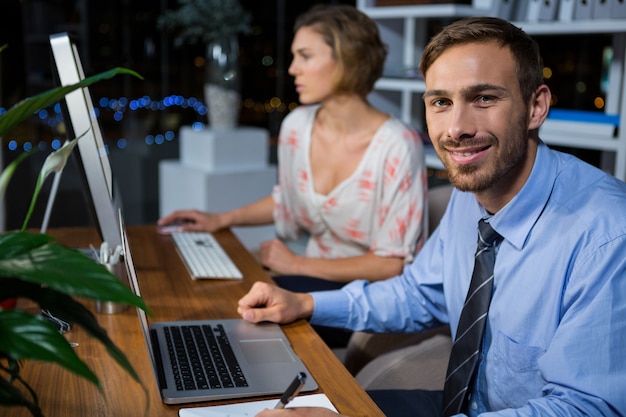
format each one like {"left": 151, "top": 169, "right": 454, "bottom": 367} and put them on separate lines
{"left": 0, "top": 0, "right": 613, "bottom": 233}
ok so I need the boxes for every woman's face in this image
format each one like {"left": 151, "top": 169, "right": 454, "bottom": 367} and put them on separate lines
{"left": 288, "top": 26, "right": 339, "bottom": 104}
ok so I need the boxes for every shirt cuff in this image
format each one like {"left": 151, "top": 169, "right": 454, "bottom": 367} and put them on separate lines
{"left": 310, "top": 289, "right": 351, "bottom": 328}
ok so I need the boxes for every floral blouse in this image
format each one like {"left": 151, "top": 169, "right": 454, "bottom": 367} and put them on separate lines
{"left": 272, "top": 104, "right": 428, "bottom": 263}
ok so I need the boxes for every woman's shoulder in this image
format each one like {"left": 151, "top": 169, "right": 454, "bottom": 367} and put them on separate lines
{"left": 376, "top": 116, "right": 425, "bottom": 153}
{"left": 278, "top": 105, "right": 319, "bottom": 148}
{"left": 382, "top": 116, "right": 418, "bottom": 135}
{"left": 282, "top": 104, "right": 320, "bottom": 125}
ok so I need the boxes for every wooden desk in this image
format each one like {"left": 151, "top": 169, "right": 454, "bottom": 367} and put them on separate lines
{"left": 3, "top": 225, "right": 383, "bottom": 417}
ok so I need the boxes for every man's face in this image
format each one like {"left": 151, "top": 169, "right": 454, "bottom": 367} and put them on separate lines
{"left": 423, "top": 42, "right": 533, "bottom": 193}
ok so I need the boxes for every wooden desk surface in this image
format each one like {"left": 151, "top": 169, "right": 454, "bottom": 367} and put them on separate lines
{"left": 3, "top": 225, "right": 383, "bottom": 417}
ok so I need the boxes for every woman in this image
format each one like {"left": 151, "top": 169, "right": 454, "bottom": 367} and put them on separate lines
{"left": 159, "top": 5, "right": 427, "bottom": 328}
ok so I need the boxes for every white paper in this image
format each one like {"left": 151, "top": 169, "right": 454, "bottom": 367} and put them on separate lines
{"left": 179, "top": 393, "right": 337, "bottom": 417}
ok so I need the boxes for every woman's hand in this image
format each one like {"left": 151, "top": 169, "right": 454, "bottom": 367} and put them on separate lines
{"left": 157, "top": 209, "right": 231, "bottom": 233}
{"left": 259, "top": 239, "right": 302, "bottom": 275}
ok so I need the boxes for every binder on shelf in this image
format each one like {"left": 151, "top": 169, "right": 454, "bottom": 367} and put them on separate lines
{"left": 574, "top": 0, "right": 594, "bottom": 19}
{"left": 558, "top": 0, "right": 577, "bottom": 20}
{"left": 525, "top": 0, "right": 543, "bottom": 21}
{"left": 539, "top": 0, "right": 559, "bottom": 20}
{"left": 541, "top": 109, "right": 619, "bottom": 138}
{"left": 500, "top": 0, "right": 517, "bottom": 19}
{"left": 611, "top": 0, "right": 626, "bottom": 18}
{"left": 593, "top": 0, "right": 612, "bottom": 18}
{"left": 487, "top": 0, "right": 516, "bottom": 19}
{"left": 473, "top": 0, "right": 504, "bottom": 17}
{"left": 541, "top": 120, "right": 616, "bottom": 138}
{"left": 374, "top": 0, "right": 472, "bottom": 5}
{"left": 472, "top": 0, "right": 494, "bottom": 10}
{"left": 511, "top": 0, "right": 530, "bottom": 20}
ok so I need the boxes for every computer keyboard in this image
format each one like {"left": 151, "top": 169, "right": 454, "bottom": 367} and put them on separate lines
{"left": 164, "top": 324, "right": 248, "bottom": 391}
{"left": 171, "top": 232, "right": 243, "bottom": 279}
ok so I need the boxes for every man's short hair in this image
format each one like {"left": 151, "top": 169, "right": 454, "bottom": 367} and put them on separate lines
{"left": 419, "top": 16, "right": 544, "bottom": 103}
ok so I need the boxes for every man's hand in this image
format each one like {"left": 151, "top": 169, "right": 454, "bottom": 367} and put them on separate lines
{"left": 237, "top": 282, "right": 315, "bottom": 324}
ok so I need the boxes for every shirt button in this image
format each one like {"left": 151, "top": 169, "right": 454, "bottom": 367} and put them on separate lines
{"left": 471, "top": 402, "right": 478, "bottom": 411}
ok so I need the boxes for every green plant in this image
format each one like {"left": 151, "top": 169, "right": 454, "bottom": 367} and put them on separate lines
{"left": 0, "top": 66, "right": 150, "bottom": 416}
{"left": 157, "top": 0, "right": 251, "bottom": 46}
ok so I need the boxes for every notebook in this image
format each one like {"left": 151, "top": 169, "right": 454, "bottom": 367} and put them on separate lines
{"left": 179, "top": 393, "right": 337, "bottom": 416}
{"left": 118, "top": 216, "right": 318, "bottom": 404}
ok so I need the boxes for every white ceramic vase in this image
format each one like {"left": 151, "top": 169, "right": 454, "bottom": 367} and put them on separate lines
{"left": 205, "top": 35, "right": 240, "bottom": 129}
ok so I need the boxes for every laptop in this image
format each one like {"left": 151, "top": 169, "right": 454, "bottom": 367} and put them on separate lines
{"left": 118, "top": 216, "right": 318, "bottom": 404}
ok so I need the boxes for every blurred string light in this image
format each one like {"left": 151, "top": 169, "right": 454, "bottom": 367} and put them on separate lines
{"left": 1, "top": 94, "right": 295, "bottom": 153}
{"left": 543, "top": 65, "right": 606, "bottom": 110}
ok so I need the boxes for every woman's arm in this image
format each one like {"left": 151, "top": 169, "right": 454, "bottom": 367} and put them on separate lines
{"left": 260, "top": 239, "right": 404, "bottom": 282}
{"left": 158, "top": 194, "right": 276, "bottom": 232}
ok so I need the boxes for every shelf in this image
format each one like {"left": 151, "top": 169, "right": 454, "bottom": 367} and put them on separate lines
{"left": 361, "top": 5, "right": 626, "bottom": 34}
{"left": 375, "top": 77, "right": 426, "bottom": 93}
{"left": 359, "top": 4, "right": 480, "bottom": 19}
{"left": 540, "top": 132, "right": 622, "bottom": 152}
{"left": 360, "top": 5, "right": 626, "bottom": 32}
{"left": 514, "top": 19, "right": 626, "bottom": 35}
{"left": 359, "top": 2, "right": 626, "bottom": 181}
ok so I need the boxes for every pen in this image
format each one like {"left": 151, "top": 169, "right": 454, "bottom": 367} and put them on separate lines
{"left": 274, "top": 372, "right": 307, "bottom": 409}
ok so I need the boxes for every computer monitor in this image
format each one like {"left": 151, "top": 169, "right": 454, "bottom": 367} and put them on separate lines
{"left": 48, "top": 32, "right": 122, "bottom": 248}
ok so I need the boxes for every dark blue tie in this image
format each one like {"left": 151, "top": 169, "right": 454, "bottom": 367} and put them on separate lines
{"left": 442, "top": 219, "right": 503, "bottom": 416}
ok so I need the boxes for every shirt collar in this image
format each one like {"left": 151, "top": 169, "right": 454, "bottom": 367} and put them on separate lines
{"left": 490, "top": 141, "right": 557, "bottom": 250}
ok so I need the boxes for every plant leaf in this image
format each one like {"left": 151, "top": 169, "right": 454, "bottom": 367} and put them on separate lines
{"left": 0, "top": 231, "right": 148, "bottom": 311}
{"left": 0, "top": 374, "right": 44, "bottom": 417}
{"left": 0, "top": 310, "right": 99, "bottom": 387}
{"left": 2, "top": 279, "right": 143, "bottom": 384}
{"left": 0, "top": 151, "right": 33, "bottom": 205}
{"left": 20, "top": 136, "right": 81, "bottom": 231}
{"left": 0, "top": 67, "right": 142, "bottom": 138}
{"left": 157, "top": 0, "right": 251, "bottom": 46}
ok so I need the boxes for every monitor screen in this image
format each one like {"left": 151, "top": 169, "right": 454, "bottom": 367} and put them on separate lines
{"left": 48, "top": 32, "right": 122, "bottom": 248}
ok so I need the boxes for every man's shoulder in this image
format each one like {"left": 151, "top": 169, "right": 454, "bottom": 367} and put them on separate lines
{"left": 552, "top": 151, "right": 626, "bottom": 202}
{"left": 551, "top": 150, "right": 626, "bottom": 228}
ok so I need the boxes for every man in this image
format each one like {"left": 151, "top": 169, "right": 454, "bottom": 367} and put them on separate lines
{"left": 238, "top": 16, "right": 626, "bottom": 417}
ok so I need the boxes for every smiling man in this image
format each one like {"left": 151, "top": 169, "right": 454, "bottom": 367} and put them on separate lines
{"left": 237, "top": 17, "right": 626, "bottom": 417}
{"left": 421, "top": 31, "right": 545, "bottom": 213}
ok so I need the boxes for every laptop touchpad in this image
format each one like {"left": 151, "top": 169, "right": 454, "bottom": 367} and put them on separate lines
{"left": 239, "top": 339, "right": 295, "bottom": 364}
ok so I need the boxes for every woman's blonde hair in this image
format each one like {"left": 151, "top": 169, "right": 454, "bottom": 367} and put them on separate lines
{"left": 294, "top": 4, "right": 387, "bottom": 97}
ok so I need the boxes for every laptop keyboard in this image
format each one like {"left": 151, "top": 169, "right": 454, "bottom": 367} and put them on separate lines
{"left": 171, "top": 232, "right": 243, "bottom": 279}
{"left": 164, "top": 324, "right": 248, "bottom": 391}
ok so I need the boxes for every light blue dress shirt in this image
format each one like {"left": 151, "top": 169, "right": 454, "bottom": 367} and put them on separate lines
{"left": 311, "top": 142, "right": 626, "bottom": 416}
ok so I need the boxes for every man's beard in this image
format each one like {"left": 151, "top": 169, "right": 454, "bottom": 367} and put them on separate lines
{"left": 438, "top": 114, "right": 529, "bottom": 193}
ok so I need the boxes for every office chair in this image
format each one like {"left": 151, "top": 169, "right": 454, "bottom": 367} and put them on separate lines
{"left": 342, "top": 184, "right": 454, "bottom": 391}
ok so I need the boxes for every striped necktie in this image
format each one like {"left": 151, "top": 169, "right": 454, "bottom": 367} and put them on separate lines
{"left": 442, "top": 219, "right": 503, "bottom": 416}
